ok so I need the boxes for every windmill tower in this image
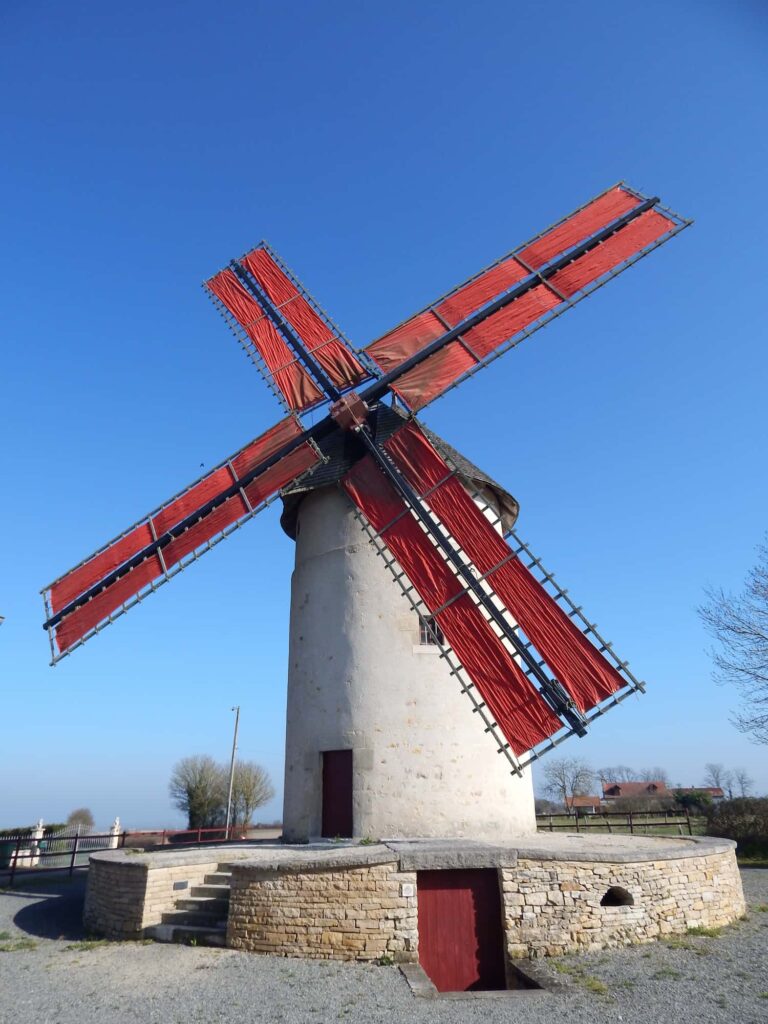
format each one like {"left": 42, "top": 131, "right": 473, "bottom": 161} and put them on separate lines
{"left": 280, "top": 416, "right": 536, "bottom": 841}
{"left": 42, "top": 184, "right": 690, "bottom": 842}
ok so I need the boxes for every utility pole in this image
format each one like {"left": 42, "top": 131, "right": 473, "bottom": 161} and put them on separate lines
{"left": 225, "top": 705, "right": 240, "bottom": 837}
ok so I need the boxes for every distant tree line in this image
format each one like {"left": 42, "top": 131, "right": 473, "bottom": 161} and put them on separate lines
{"left": 169, "top": 755, "right": 274, "bottom": 830}
{"left": 536, "top": 757, "right": 756, "bottom": 816}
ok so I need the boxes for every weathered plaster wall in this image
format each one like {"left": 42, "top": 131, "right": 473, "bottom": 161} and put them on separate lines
{"left": 282, "top": 487, "right": 536, "bottom": 842}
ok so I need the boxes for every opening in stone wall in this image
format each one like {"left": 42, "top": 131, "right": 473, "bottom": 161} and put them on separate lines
{"left": 600, "top": 885, "right": 634, "bottom": 907}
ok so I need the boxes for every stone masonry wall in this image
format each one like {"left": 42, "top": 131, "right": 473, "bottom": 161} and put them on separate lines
{"left": 85, "top": 839, "right": 745, "bottom": 958}
{"left": 85, "top": 855, "right": 224, "bottom": 939}
{"left": 84, "top": 858, "right": 149, "bottom": 939}
{"left": 227, "top": 862, "right": 418, "bottom": 961}
{"left": 502, "top": 849, "right": 745, "bottom": 958}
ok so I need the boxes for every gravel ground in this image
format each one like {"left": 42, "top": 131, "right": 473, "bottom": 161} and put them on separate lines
{"left": 0, "top": 870, "right": 766, "bottom": 1024}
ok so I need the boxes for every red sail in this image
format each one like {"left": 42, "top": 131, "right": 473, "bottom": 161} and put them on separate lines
{"left": 342, "top": 455, "right": 562, "bottom": 755}
{"left": 47, "top": 417, "right": 319, "bottom": 656}
{"left": 366, "top": 186, "right": 677, "bottom": 410}
{"left": 385, "top": 422, "right": 627, "bottom": 713}
{"left": 206, "top": 268, "right": 324, "bottom": 412}
{"left": 240, "top": 247, "right": 368, "bottom": 392}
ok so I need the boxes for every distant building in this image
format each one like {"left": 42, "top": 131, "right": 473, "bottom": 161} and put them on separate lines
{"left": 601, "top": 781, "right": 669, "bottom": 800}
{"left": 565, "top": 795, "right": 603, "bottom": 814}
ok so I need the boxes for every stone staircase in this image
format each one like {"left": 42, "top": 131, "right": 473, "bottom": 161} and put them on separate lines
{"left": 146, "top": 866, "right": 232, "bottom": 947}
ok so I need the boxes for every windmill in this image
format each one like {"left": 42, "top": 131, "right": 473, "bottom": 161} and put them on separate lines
{"left": 42, "top": 183, "right": 689, "bottom": 839}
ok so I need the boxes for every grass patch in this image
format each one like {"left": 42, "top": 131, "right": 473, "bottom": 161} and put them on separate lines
{"left": 755, "top": 904, "right": 768, "bottom": 913}
{"left": 583, "top": 976, "right": 609, "bottom": 994}
{"left": 737, "top": 858, "right": 768, "bottom": 869}
{"left": 663, "top": 936, "right": 695, "bottom": 950}
{"left": 63, "top": 940, "right": 109, "bottom": 952}
{"left": 686, "top": 925, "right": 722, "bottom": 938}
{"left": 0, "top": 938, "right": 38, "bottom": 953}
{"left": 663, "top": 935, "right": 711, "bottom": 955}
{"left": 0, "top": 931, "right": 11, "bottom": 940}
{"left": 653, "top": 967, "right": 682, "bottom": 980}
{"left": 551, "top": 961, "right": 581, "bottom": 976}
{"left": 550, "top": 961, "right": 608, "bottom": 994}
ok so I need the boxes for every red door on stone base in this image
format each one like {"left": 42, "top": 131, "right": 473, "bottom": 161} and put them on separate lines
{"left": 417, "top": 869, "right": 506, "bottom": 992}
{"left": 321, "top": 749, "right": 353, "bottom": 838}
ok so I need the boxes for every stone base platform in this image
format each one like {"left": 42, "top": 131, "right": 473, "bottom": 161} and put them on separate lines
{"left": 85, "top": 833, "right": 745, "bottom": 961}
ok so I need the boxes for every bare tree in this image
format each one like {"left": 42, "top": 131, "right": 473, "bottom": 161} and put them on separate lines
{"left": 597, "top": 765, "right": 635, "bottom": 783}
{"left": 733, "top": 767, "right": 754, "bottom": 797}
{"left": 542, "top": 758, "right": 595, "bottom": 809}
{"left": 230, "top": 761, "right": 275, "bottom": 826}
{"left": 638, "top": 766, "right": 671, "bottom": 786}
{"left": 66, "top": 807, "right": 94, "bottom": 829}
{"left": 703, "top": 762, "right": 734, "bottom": 798}
{"left": 699, "top": 538, "right": 768, "bottom": 743}
{"left": 169, "top": 755, "right": 226, "bottom": 829}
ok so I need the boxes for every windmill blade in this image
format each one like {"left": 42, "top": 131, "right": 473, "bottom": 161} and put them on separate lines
{"left": 206, "top": 267, "right": 324, "bottom": 413}
{"left": 43, "top": 416, "right": 322, "bottom": 663}
{"left": 342, "top": 419, "right": 644, "bottom": 766}
{"left": 382, "top": 421, "right": 641, "bottom": 716}
{"left": 205, "top": 243, "right": 372, "bottom": 414}
{"left": 341, "top": 451, "right": 563, "bottom": 758}
{"left": 365, "top": 184, "right": 689, "bottom": 410}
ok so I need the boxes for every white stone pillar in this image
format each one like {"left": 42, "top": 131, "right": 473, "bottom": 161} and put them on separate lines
{"left": 29, "top": 819, "right": 44, "bottom": 867}
{"left": 109, "top": 817, "right": 121, "bottom": 849}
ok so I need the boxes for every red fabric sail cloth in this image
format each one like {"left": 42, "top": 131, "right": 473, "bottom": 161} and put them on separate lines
{"left": 385, "top": 422, "right": 626, "bottom": 713}
{"left": 517, "top": 186, "right": 640, "bottom": 269}
{"left": 50, "top": 417, "right": 319, "bottom": 655}
{"left": 341, "top": 456, "right": 562, "bottom": 756}
{"left": 240, "top": 248, "right": 368, "bottom": 392}
{"left": 365, "top": 188, "right": 676, "bottom": 411}
{"left": 206, "top": 269, "right": 323, "bottom": 412}
{"left": 547, "top": 210, "right": 672, "bottom": 297}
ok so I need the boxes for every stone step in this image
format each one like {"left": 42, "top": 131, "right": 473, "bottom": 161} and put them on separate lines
{"left": 146, "top": 923, "right": 226, "bottom": 948}
{"left": 175, "top": 896, "right": 229, "bottom": 915}
{"left": 161, "top": 909, "right": 227, "bottom": 928}
{"left": 189, "top": 884, "right": 231, "bottom": 900}
{"left": 203, "top": 872, "right": 232, "bottom": 886}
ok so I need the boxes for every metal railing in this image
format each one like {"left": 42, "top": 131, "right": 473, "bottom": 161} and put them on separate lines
{"left": 121, "top": 826, "right": 249, "bottom": 848}
{"left": 0, "top": 831, "right": 125, "bottom": 885}
{"left": 0, "top": 826, "right": 256, "bottom": 886}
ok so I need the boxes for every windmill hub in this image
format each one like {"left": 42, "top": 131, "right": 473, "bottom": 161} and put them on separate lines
{"left": 330, "top": 391, "right": 370, "bottom": 431}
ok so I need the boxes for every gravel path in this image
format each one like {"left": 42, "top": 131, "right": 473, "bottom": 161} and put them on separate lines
{"left": 1, "top": 870, "right": 766, "bottom": 1024}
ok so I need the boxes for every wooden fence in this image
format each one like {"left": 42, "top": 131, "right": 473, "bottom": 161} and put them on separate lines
{"left": 536, "top": 809, "right": 697, "bottom": 836}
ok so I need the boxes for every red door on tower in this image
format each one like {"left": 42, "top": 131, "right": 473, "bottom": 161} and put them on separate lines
{"left": 321, "top": 749, "right": 353, "bottom": 838}
{"left": 417, "top": 869, "right": 506, "bottom": 992}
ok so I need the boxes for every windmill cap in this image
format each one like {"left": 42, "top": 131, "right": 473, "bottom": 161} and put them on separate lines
{"left": 279, "top": 404, "right": 519, "bottom": 540}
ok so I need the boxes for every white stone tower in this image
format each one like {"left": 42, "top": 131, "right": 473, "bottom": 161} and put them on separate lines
{"left": 280, "top": 421, "right": 536, "bottom": 842}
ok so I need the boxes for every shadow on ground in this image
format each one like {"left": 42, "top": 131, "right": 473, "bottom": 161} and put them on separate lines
{"left": 7, "top": 874, "right": 88, "bottom": 940}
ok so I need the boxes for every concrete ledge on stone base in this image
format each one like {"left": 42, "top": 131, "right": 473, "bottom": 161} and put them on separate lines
{"left": 384, "top": 838, "right": 518, "bottom": 871}
{"left": 229, "top": 844, "right": 398, "bottom": 877}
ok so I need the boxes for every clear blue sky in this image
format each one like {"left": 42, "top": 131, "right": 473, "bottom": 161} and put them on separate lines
{"left": 1, "top": 1, "right": 766, "bottom": 828}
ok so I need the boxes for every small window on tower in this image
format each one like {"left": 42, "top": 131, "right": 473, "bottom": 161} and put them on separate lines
{"left": 419, "top": 614, "right": 444, "bottom": 646}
